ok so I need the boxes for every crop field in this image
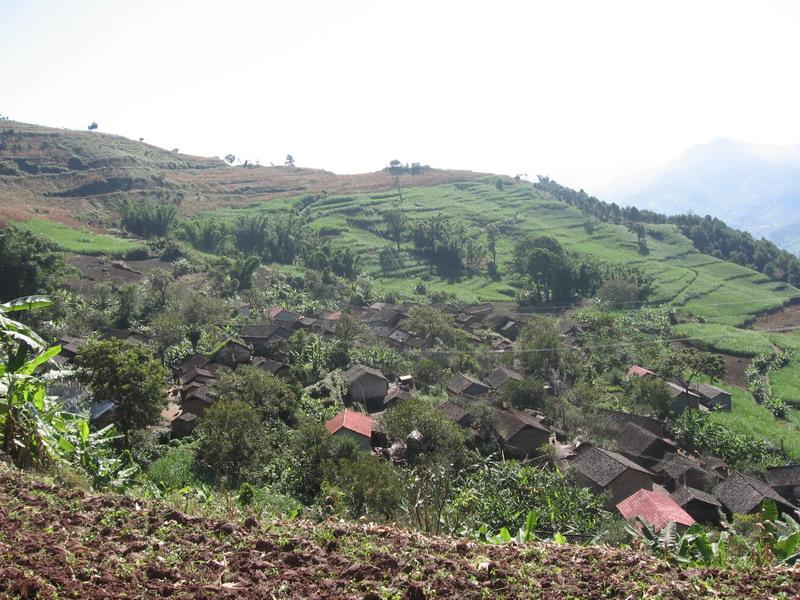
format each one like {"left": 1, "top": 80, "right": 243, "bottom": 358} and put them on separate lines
{"left": 10, "top": 218, "right": 145, "bottom": 255}
{"left": 672, "top": 323, "right": 775, "bottom": 357}
{"left": 198, "top": 179, "right": 797, "bottom": 325}
{"left": 708, "top": 385, "right": 800, "bottom": 461}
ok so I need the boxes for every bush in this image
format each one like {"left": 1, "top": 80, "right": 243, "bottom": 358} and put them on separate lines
{"left": 598, "top": 279, "right": 640, "bottom": 310}
{"left": 148, "top": 446, "right": 204, "bottom": 490}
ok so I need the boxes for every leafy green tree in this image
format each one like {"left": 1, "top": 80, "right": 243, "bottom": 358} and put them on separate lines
{"left": 213, "top": 365, "right": 298, "bottom": 425}
{"left": 383, "top": 208, "right": 406, "bottom": 252}
{"left": 179, "top": 292, "right": 229, "bottom": 352}
{"left": 500, "top": 378, "right": 547, "bottom": 410}
{"left": 628, "top": 375, "right": 673, "bottom": 419}
{"left": 598, "top": 278, "right": 640, "bottom": 309}
{"left": 74, "top": 339, "right": 168, "bottom": 439}
{"left": 0, "top": 227, "right": 65, "bottom": 300}
{"left": 659, "top": 348, "right": 726, "bottom": 395}
{"left": 325, "top": 452, "right": 404, "bottom": 519}
{"left": 148, "top": 268, "right": 172, "bottom": 309}
{"left": 403, "top": 305, "right": 467, "bottom": 348}
{"left": 194, "top": 399, "right": 271, "bottom": 486}
{"left": 380, "top": 397, "right": 465, "bottom": 467}
{"left": 517, "top": 317, "right": 569, "bottom": 383}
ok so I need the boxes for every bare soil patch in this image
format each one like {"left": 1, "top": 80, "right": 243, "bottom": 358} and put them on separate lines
{"left": 751, "top": 302, "right": 800, "bottom": 331}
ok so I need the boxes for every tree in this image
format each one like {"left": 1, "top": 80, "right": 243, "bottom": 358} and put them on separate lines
{"left": 629, "top": 376, "right": 674, "bottom": 420}
{"left": 88, "top": 122, "right": 98, "bottom": 130}
{"left": 179, "top": 292, "right": 229, "bottom": 352}
{"left": 285, "top": 154, "right": 295, "bottom": 167}
{"left": 213, "top": 365, "right": 298, "bottom": 425}
{"left": 501, "top": 378, "right": 547, "bottom": 411}
{"left": 325, "top": 452, "right": 403, "bottom": 519}
{"left": 0, "top": 227, "right": 65, "bottom": 301}
{"left": 148, "top": 268, "right": 171, "bottom": 309}
{"left": 73, "top": 339, "right": 168, "bottom": 440}
{"left": 383, "top": 208, "right": 406, "bottom": 252}
{"left": 598, "top": 278, "right": 640, "bottom": 310}
{"left": 380, "top": 397, "right": 465, "bottom": 467}
{"left": 486, "top": 224, "right": 499, "bottom": 264}
{"left": 195, "top": 400, "right": 271, "bottom": 486}
{"left": 224, "top": 154, "right": 236, "bottom": 164}
{"left": 402, "top": 306, "right": 467, "bottom": 348}
{"left": 517, "top": 317, "right": 568, "bottom": 383}
{"left": 659, "top": 348, "right": 726, "bottom": 396}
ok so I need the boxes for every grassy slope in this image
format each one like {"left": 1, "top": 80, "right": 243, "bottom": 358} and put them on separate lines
{"left": 10, "top": 218, "right": 145, "bottom": 255}
{"left": 1, "top": 464, "right": 798, "bottom": 599}
{"left": 202, "top": 179, "right": 796, "bottom": 326}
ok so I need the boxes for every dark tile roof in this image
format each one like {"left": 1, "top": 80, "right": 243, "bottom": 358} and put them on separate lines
{"left": 446, "top": 373, "right": 490, "bottom": 395}
{"left": 765, "top": 465, "right": 800, "bottom": 487}
{"left": 342, "top": 364, "right": 388, "bottom": 386}
{"left": 716, "top": 472, "right": 795, "bottom": 514}
{"left": 690, "top": 383, "right": 731, "bottom": 400}
{"left": 671, "top": 486, "right": 722, "bottom": 508}
{"left": 438, "top": 400, "right": 470, "bottom": 425}
{"left": 486, "top": 366, "right": 524, "bottom": 390}
{"left": 492, "top": 408, "right": 550, "bottom": 442}
{"left": 654, "top": 453, "right": 704, "bottom": 480}
{"left": 571, "top": 446, "right": 653, "bottom": 488}
{"left": 178, "top": 354, "right": 210, "bottom": 374}
{"left": 617, "top": 422, "right": 674, "bottom": 459}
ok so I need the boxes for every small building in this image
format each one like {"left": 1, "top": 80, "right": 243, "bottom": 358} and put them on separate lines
{"left": 486, "top": 366, "right": 525, "bottom": 392}
{"left": 616, "top": 489, "right": 695, "bottom": 531}
{"left": 570, "top": 445, "right": 655, "bottom": 505}
{"left": 715, "top": 471, "right": 797, "bottom": 516}
{"left": 181, "top": 386, "right": 214, "bottom": 417}
{"left": 254, "top": 357, "right": 292, "bottom": 378}
{"left": 689, "top": 383, "right": 732, "bottom": 411}
{"left": 627, "top": 365, "right": 657, "bottom": 378}
{"left": 463, "top": 304, "right": 493, "bottom": 321}
{"left": 653, "top": 453, "right": 709, "bottom": 491}
{"left": 671, "top": 486, "right": 723, "bottom": 525}
{"left": 180, "top": 367, "right": 215, "bottom": 386}
{"left": 325, "top": 409, "right": 373, "bottom": 449}
{"left": 58, "top": 335, "right": 87, "bottom": 361}
{"left": 212, "top": 339, "right": 252, "bottom": 367}
{"left": 172, "top": 412, "right": 199, "bottom": 437}
{"left": 617, "top": 422, "right": 677, "bottom": 468}
{"left": 597, "top": 409, "right": 666, "bottom": 437}
{"left": 666, "top": 382, "right": 701, "bottom": 413}
{"left": 267, "top": 307, "right": 301, "bottom": 329}
{"left": 438, "top": 400, "right": 473, "bottom": 428}
{"left": 446, "top": 373, "right": 491, "bottom": 397}
{"left": 177, "top": 354, "right": 211, "bottom": 375}
{"left": 492, "top": 408, "right": 551, "bottom": 458}
{"left": 342, "top": 364, "right": 390, "bottom": 406}
{"left": 498, "top": 319, "right": 521, "bottom": 341}
{"left": 241, "top": 324, "right": 294, "bottom": 353}
{"left": 765, "top": 465, "right": 800, "bottom": 505}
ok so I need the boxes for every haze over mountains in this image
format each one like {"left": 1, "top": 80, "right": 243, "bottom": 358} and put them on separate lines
{"left": 602, "top": 138, "right": 800, "bottom": 254}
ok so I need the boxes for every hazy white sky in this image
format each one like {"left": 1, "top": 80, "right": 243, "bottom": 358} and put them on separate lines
{"left": 3, "top": 0, "right": 800, "bottom": 191}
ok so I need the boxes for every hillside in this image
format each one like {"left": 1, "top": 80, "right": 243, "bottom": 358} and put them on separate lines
{"left": 0, "top": 120, "right": 481, "bottom": 228}
{"left": 1, "top": 464, "right": 797, "bottom": 599}
{"left": 602, "top": 138, "right": 800, "bottom": 253}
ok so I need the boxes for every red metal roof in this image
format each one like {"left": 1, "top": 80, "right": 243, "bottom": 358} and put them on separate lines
{"left": 325, "top": 409, "right": 373, "bottom": 439}
{"left": 627, "top": 365, "right": 657, "bottom": 378}
{"left": 616, "top": 489, "right": 695, "bottom": 531}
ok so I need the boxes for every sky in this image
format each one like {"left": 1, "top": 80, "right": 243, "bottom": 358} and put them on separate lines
{"left": 3, "top": 0, "right": 800, "bottom": 191}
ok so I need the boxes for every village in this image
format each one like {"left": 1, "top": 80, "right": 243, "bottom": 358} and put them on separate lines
{"left": 54, "top": 297, "right": 800, "bottom": 533}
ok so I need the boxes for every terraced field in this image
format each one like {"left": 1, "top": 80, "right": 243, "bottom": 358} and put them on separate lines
{"left": 10, "top": 217, "right": 145, "bottom": 255}
{"left": 199, "top": 178, "right": 797, "bottom": 327}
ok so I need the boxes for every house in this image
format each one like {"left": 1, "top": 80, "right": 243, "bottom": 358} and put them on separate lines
{"left": 233, "top": 301, "right": 250, "bottom": 318}
{"left": 253, "top": 357, "right": 292, "bottom": 378}
{"left": 172, "top": 411, "right": 199, "bottom": 437}
{"left": 241, "top": 324, "right": 293, "bottom": 353}
{"left": 715, "top": 471, "right": 797, "bottom": 516}
{"left": 666, "top": 382, "right": 701, "bottom": 413}
{"left": 598, "top": 409, "right": 666, "bottom": 437}
{"left": 486, "top": 366, "right": 525, "bottom": 392}
{"left": 627, "top": 365, "right": 657, "bottom": 378}
{"left": 437, "top": 400, "right": 473, "bottom": 428}
{"left": 498, "top": 320, "right": 522, "bottom": 341}
{"left": 212, "top": 338, "right": 252, "bottom": 366}
{"left": 463, "top": 304, "right": 493, "bottom": 321}
{"left": 342, "top": 364, "right": 390, "bottom": 407}
{"left": 653, "top": 453, "right": 709, "bottom": 491}
{"left": 689, "top": 383, "right": 732, "bottom": 411}
{"left": 570, "top": 445, "right": 655, "bottom": 505}
{"left": 267, "top": 306, "right": 301, "bottom": 329}
{"left": 325, "top": 409, "right": 373, "bottom": 449}
{"left": 181, "top": 386, "right": 214, "bottom": 417}
{"left": 617, "top": 422, "right": 677, "bottom": 467}
{"left": 177, "top": 354, "right": 210, "bottom": 375}
{"left": 616, "top": 489, "right": 695, "bottom": 531}
{"left": 180, "top": 367, "right": 215, "bottom": 386}
{"left": 492, "top": 408, "right": 551, "bottom": 458}
{"left": 765, "top": 465, "right": 800, "bottom": 505}
{"left": 446, "top": 373, "right": 491, "bottom": 397}
{"left": 58, "top": 335, "right": 87, "bottom": 361}
{"left": 365, "top": 307, "right": 405, "bottom": 328}
{"left": 671, "top": 486, "right": 723, "bottom": 525}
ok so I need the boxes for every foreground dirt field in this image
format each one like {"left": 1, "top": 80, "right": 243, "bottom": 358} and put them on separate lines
{"left": 1, "top": 466, "right": 798, "bottom": 599}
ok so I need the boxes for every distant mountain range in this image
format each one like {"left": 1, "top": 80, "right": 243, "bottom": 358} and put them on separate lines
{"left": 601, "top": 138, "right": 800, "bottom": 254}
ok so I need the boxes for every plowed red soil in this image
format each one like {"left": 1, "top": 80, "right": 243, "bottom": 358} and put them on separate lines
{"left": 1, "top": 465, "right": 798, "bottom": 599}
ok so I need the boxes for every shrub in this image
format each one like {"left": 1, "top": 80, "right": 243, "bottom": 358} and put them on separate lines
{"left": 148, "top": 446, "right": 204, "bottom": 490}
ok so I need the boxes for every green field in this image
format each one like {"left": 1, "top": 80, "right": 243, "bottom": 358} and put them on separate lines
{"left": 709, "top": 384, "right": 800, "bottom": 461}
{"left": 672, "top": 323, "right": 774, "bottom": 357}
{"left": 200, "top": 178, "right": 797, "bottom": 326}
{"left": 11, "top": 218, "right": 145, "bottom": 255}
